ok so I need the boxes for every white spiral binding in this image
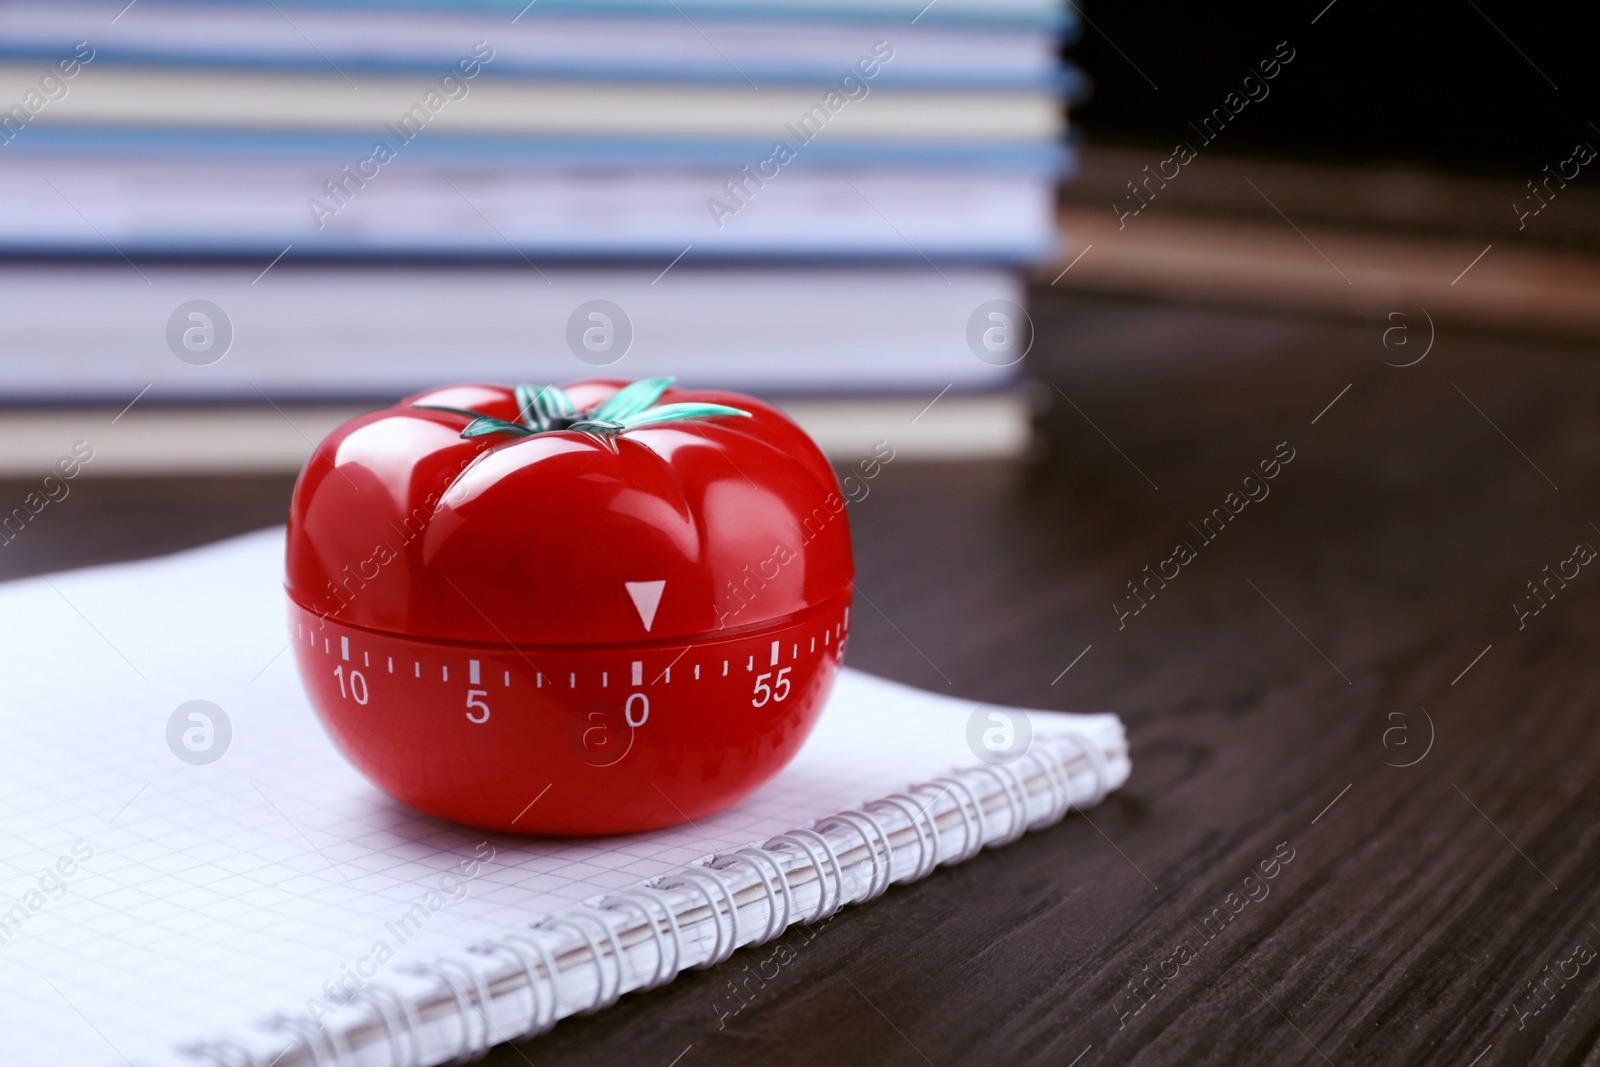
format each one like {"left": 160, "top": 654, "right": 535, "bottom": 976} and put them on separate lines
{"left": 867, "top": 793, "right": 943, "bottom": 879}
{"left": 659, "top": 866, "right": 744, "bottom": 967}
{"left": 763, "top": 828, "right": 847, "bottom": 921}
{"left": 1062, "top": 730, "right": 1112, "bottom": 806}
{"left": 348, "top": 982, "right": 426, "bottom": 1067}
{"left": 400, "top": 957, "right": 497, "bottom": 1064}
{"left": 599, "top": 890, "right": 683, "bottom": 989}
{"left": 709, "top": 851, "right": 787, "bottom": 944}
{"left": 186, "top": 726, "right": 1117, "bottom": 1067}
{"left": 922, "top": 776, "right": 988, "bottom": 863}
{"left": 818, "top": 808, "right": 895, "bottom": 901}
{"left": 734, "top": 846, "right": 799, "bottom": 935}
{"left": 267, "top": 1013, "right": 349, "bottom": 1067}
{"left": 468, "top": 932, "right": 561, "bottom": 1038}
{"left": 915, "top": 779, "right": 973, "bottom": 860}
{"left": 972, "top": 763, "right": 1032, "bottom": 846}
{"left": 1031, "top": 743, "right": 1073, "bottom": 825}
{"left": 533, "top": 913, "right": 628, "bottom": 1014}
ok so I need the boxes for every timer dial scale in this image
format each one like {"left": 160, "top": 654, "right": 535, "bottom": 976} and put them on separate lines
{"left": 291, "top": 596, "right": 849, "bottom": 834}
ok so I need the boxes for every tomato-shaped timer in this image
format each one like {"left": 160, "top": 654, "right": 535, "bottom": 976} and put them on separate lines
{"left": 285, "top": 378, "right": 852, "bottom": 835}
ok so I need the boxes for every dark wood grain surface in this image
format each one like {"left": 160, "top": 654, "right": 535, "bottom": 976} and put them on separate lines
{"left": 8, "top": 289, "right": 1600, "bottom": 1066}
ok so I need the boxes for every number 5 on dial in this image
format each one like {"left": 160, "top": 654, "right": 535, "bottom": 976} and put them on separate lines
{"left": 466, "top": 689, "right": 490, "bottom": 724}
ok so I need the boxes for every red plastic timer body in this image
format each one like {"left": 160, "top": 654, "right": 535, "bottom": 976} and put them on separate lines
{"left": 285, "top": 380, "right": 853, "bottom": 835}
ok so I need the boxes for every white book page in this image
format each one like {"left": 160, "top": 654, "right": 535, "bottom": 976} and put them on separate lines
{"left": 0, "top": 265, "right": 1020, "bottom": 401}
{"left": 0, "top": 163, "right": 1055, "bottom": 259}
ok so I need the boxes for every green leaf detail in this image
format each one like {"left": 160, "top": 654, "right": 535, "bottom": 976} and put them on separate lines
{"left": 534, "top": 384, "right": 574, "bottom": 423}
{"left": 515, "top": 384, "right": 576, "bottom": 431}
{"left": 591, "top": 376, "right": 674, "bottom": 423}
{"left": 514, "top": 384, "right": 541, "bottom": 429}
{"left": 566, "top": 418, "right": 627, "bottom": 435}
{"left": 412, "top": 382, "right": 748, "bottom": 442}
{"left": 461, "top": 416, "right": 535, "bottom": 438}
{"left": 616, "top": 403, "right": 752, "bottom": 429}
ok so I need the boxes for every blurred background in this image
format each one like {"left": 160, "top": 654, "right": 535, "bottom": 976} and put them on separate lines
{"left": 0, "top": 0, "right": 1594, "bottom": 558}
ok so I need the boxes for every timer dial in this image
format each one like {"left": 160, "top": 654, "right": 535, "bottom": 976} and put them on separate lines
{"left": 291, "top": 597, "right": 849, "bottom": 834}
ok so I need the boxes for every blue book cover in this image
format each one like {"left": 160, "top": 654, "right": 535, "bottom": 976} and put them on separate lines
{"left": 0, "top": 4, "right": 1076, "bottom": 88}
{"left": 173, "top": 0, "right": 1071, "bottom": 29}
{"left": 2, "top": 126, "right": 1072, "bottom": 175}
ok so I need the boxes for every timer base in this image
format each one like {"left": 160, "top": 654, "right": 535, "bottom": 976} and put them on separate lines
{"left": 288, "top": 594, "right": 850, "bottom": 835}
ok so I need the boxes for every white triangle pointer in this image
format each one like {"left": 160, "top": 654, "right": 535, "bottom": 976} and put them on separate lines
{"left": 624, "top": 580, "right": 666, "bottom": 632}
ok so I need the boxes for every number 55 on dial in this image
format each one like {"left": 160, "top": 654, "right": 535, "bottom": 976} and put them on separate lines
{"left": 752, "top": 667, "right": 791, "bottom": 707}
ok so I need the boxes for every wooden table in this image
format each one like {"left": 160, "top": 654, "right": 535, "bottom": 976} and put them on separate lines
{"left": 8, "top": 289, "right": 1599, "bottom": 1065}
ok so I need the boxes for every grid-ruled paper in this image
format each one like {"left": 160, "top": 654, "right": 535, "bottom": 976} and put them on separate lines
{"left": 0, "top": 530, "right": 1123, "bottom": 1066}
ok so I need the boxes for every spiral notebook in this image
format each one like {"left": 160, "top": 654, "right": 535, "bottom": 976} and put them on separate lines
{"left": 0, "top": 530, "right": 1129, "bottom": 1067}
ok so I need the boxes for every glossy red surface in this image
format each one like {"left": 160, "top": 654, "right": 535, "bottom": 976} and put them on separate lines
{"left": 285, "top": 380, "right": 854, "bottom": 835}
{"left": 287, "top": 381, "right": 851, "bottom": 645}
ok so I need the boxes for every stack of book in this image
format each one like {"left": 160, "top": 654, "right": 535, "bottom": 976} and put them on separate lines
{"left": 0, "top": 0, "right": 1075, "bottom": 404}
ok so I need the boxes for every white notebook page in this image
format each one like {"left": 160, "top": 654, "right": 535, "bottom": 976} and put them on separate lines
{"left": 0, "top": 530, "right": 1126, "bottom": 1065}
